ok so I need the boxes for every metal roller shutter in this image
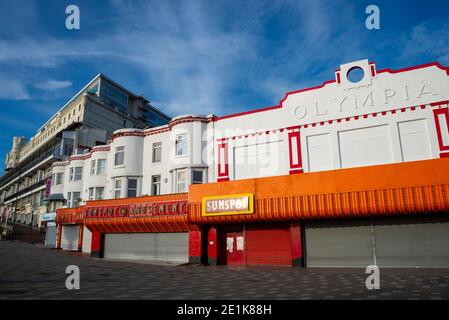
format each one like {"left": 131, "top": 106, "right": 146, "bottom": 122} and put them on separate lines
{"left": 61, "top": 225, "right": 80, "bottom": 251}
{"left": 82, "top": 225, "right": 92, "bottom": 254}
{"left": 374, "top": 216, "right": 449, "bottom": 268}
{"left": 45, "top": 225, "right": 57, "bottom": 248}
{"left": 246, "top": 224, "right": 292, "bottom": 266}
{"left": 305, "top": 220, "right": 375, "bottom": 267}
{"left": 104, "top": 233, "right": 189, "bottom": 263}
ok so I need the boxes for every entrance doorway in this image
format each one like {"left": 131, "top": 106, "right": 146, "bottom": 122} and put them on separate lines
{"left": 219, "top": 226, "right": 245, "bottom": 265}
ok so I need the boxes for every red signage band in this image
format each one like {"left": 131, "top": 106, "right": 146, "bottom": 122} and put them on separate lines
{"left": 83, "top": 200, "right": 188, "bottom": 219}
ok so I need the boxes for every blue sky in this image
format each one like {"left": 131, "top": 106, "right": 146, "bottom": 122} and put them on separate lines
{"left": 1, "top": 0, "right": 449, "bottom": 173}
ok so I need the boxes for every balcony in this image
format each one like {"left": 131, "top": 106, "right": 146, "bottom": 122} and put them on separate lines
{"left": 3, "top": 179, "right": 47, "bottom": 203}
{"left": 0, "top": 139, "right": 65, "bottom": 189}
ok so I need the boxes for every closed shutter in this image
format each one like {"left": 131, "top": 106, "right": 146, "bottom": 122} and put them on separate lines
{"left": 246, "top": 224, "right": 292, "bottom": 266}
{"left": 374, "top": 216, "right": 449, "bottom": 268}
{"left": 82, "top": 225, "right": 92, "bottom": 254}
{"left": 61, "top": 225, "right": 80, "bottom": 251}
{"left": 104, "top": 233, "right": 189, "bottom": 263}
{"left": 45, "top": 225, "right": 57, "bottom": 248}
{"left": 305, "top": 220, "right": 375, "bottom": 267}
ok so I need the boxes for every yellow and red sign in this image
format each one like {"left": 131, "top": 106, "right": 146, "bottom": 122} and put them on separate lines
{"left": 202, "top": 193, "right": 254, "bottom": 216}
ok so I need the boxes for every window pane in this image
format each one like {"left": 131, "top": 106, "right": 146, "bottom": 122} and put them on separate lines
{"left": 177, "top": 171, "right": 187, "bottom": 192}
{"left": 192, "top": 170, "right": 203, "bottom": 184}
{"left": 97, "top": 159, "right": 106, "bottom": 174}
{"left": 153, "top": 142, "right": 162, "bottom": 163}
{"left": 95, "top": 187, "right": 104, "bottom": 200}
{"left": 175, "top": 134, "right": 188, "bottom": 156}
{"left": 127, "top": 179, "right": 137, "bottom": 197}
{"left": 152, "top": 175, "right": 161, "bottom": 195}
{"left": 114, "top": 179, "right": 122, "bottom": 199}
{"left": 128, "top": 179, "right": 137, "bottom": 189}
{"left": 74, "top": 167, "right": 83, "bottom": 180}
{"left": 91, "top": 160, "right": 96, "bottom": 175}
{"left": 115, "top": 147, "right": 125, "bottom": 166}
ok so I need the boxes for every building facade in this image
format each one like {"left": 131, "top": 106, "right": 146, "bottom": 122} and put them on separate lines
{"left": 53, "top": 59, "right": 449, "bottom": 267}
{"left": 0, "top": 74, "right": 171, "bottom": 229}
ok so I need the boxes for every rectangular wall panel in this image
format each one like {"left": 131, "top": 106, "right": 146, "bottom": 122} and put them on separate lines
{"left": 398, "top": 119, "right": 432, "bottom": 162}
{"left": 339, "top": 125, "right": 392, "bottom": 169}
{"left": 233, "top": 141, "right": 286, "bottom": 180}
{"left": 82, "top": 225, "right": 92, "bottom": 254}
{"left": 307, "top": 133, "right": 333, "bottom": 172}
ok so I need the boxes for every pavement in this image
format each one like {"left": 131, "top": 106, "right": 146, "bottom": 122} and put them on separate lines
{"left": 0, "top": 241, "right": 448, "bottom": 300}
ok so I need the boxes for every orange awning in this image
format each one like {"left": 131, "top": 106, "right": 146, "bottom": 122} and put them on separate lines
{"left": 189, "top": 158, "right": 449, "bottom": 224}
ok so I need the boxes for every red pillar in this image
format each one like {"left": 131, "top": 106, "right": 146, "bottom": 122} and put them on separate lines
{"left": 290, "top": 223, "right": 303, "bottom": 267}
{"left": 288, "top": 128, "right": 304, "bottom": 174}
{"left": 207, "top": 226, "right": 218, "bottom": 265}
{"left": 217, "top": 141, "right": 229, "bottom": 182}
{"left": 189, "top": 230, "right": 202, "bottom": 264}
{"left": 90, "top": 232, "right": 103, "bottom": 258}
{"left": 56, "top": 224, "right": 63, "bottom": 249}
{"left": 77, "top": 225, "right": 84, "bottom": 252}
{"left": 433, "top": 107, "right": 449, "bottom": 158}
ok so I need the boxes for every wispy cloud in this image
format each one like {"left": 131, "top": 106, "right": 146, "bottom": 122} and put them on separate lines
{"left": 34, "top": 80, "right": 72, "bottom": 91}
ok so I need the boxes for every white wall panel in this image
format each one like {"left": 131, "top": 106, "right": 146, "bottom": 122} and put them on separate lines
{"left": 307, "top": 133, "right": 333, "bottom": 172}
{"left": 339, "top": 125, "right": 392, "bottom": 169}
{"left": 233, "top": 140, "right": 286, "bottom": 180}
{"left": 398, "top": 119, "right": 432, "bottom": 162}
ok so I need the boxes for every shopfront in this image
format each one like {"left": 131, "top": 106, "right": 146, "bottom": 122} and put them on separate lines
{"left": 189, "top": 158, "right": 449, "bottom": 268}
{"left": 82, "top": 193, "right": 197, "bottom": 264}
{"left": 55, "top": 207, "right": 84, "bottom": 252}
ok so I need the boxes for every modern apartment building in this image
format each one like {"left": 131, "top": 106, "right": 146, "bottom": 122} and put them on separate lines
{"left": 0, "top": 74, "right": 171, "bottom": 228}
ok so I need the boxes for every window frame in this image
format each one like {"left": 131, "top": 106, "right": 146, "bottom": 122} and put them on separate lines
{"left": 152, "top": 142, "right": 162, "bottom": 163}
{"left": 176, "top": 170, "right": 187, "bottom": 193}
{"left": 114, "top": 179, "right": 122, "bottom": 199}
{"left": 127, "top": 179, "right": 138, "bottom": 198}
{"left": 114, "top": 146, "right": 125, "bottom": 166}
{"left": 175, "top": 133, "right": 188, "bottom": 157}
{"left": 97, "top": 159, "right": 106, "bottom": 175}
{"left": 151, "top": 175, "right": 161, "bottom": 196}
{"left": 90, "top": 160, "right": 96, "bottom": 176}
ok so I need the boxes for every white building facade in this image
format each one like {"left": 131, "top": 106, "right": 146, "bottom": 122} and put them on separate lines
{"left": 52, "top": 59, "right": 449, "bottom": 204}
{"left": 51, "top": 59, "right": 449, "bottom": 268}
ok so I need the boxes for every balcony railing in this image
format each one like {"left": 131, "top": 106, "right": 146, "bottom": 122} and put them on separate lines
{"left": 0, "top": 139, "right": 65, "bottom": 188}
{"left": 3, "top": 179, "right": 47, "bottom": 203}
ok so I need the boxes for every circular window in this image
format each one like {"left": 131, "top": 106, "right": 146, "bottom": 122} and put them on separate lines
{"left": 347, "top": 67, "right": 365, "bottom": 83}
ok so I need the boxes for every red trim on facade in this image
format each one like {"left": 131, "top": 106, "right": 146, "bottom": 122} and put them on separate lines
{"left": 214, "top": 100, "right": 448, "bottom": 142}
{"left": 90, "top": 231, "right": 102, "bottom": 256}
{"left": 217, "top": 142, "right": 229, "bottom": 182}
{"left": 336, "top": 71, "right": 341, "bottom": 84}
{"left": 370, "top": 64, "right": 376, "bottom": 77}
{"left": 433, "top": 108, "right": 449, "bottom": 152}
{"left": 288, "top": 129, "right": 303, "bottom": 174}
{"left": 212, "top": 62, "right": 449, "bottom": 123}
{"left": 207, "top": 227, "right": 218, "bottom": 265}
{"left": 188, "top": 230, "right": 202, "bottom": 261}
{"left": 377, "top": 62, "right": 449, "bottom": 76}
